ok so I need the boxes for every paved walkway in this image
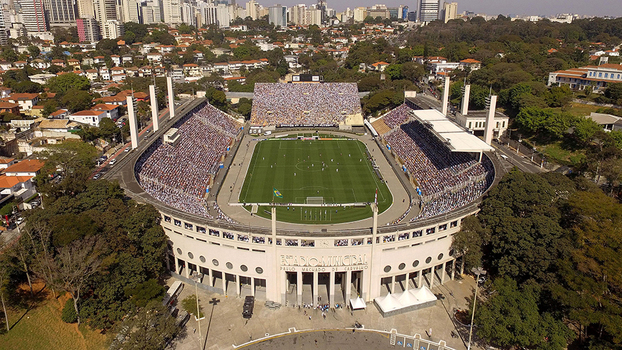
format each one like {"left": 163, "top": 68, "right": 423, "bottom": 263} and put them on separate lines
{"left": 171, "top": 276, "right": 478, "bottom": 350}
{"left": 213, "top": 131, "right": 415, "bottom": 231}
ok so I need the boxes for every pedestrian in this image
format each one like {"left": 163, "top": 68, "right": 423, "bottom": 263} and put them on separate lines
{"left": 309, "top": 316, "right": 312, "bottom": 320}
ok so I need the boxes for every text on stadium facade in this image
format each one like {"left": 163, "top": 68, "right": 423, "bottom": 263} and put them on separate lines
{"left": 280, "top": 254, "right": 368, "bottom": 267}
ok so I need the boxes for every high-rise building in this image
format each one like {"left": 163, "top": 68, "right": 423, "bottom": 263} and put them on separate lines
{"left": 162, "top": 0, "right": 182, "bottom": 25}
{"left": 94, "top": 0, "right": 116, "bottom": 23}
{"left": 268, "top": 4, "right": 286, "bottom": 27}
{"left": 76, "top": 17, "right": 101, "bottom": 42}
{"left": 44, "top": 0, "right": 77, "bottom": 27}
{"left": 418, "top": 0, "right": 440, "bottom": 22}
{"left": 76, "top": 0, "right": 94, "bottom": 18}
{"left": 181, "top": 2, "right": 195, "bottom": 26}
{"left": 103, "top": 19, "right": 123, "bottom": 39}
{"left": 442, "top": 2, "right": 458, "bottom": 23}
{"left": 290, "top": 4, "right": 305, "bottom": 25}
{"left": 19, "top": 0, "right": 49, "bottom": 33}
{"left": 353, "top": 7, "right": 366, "bottom": 22}
{"left": 245, "top": 0, "right": 260, "bottom": 20}
{"left": 121, "top": 0, "right": 141, "bottom": 23}
{"left": 142, "top": 4, "right": 162, "bottom": 24}
{"left": 0, "top": 7, "right": 7, "bottom": 45}
{"left": 316, "top": 0, "right": 326, "bottom": 24}
{"left": 398, "top": 5, "right": 408, "bottom": 19}
{"left": 197, "top": 2, "right": 230, "bottom": 28}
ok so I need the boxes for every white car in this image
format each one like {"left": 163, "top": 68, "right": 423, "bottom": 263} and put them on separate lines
{"left": 109, "top": 159, "right": 117, "bottom": 166}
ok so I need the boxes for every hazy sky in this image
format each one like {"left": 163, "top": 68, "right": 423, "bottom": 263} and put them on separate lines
{"left": 255, "top": 0, "right": 622, "bottom": 17}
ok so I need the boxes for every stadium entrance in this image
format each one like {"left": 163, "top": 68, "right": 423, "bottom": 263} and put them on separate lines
{"left": 284, "top": 270, "right": 364, "bottom": 307}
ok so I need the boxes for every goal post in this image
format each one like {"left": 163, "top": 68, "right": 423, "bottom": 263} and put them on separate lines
{"left": 306, "top": 197, "right": 324, "bottom": 205}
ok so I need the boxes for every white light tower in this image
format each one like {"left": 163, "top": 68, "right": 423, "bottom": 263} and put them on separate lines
{"left": 442, "top": 76, "right": 450, "bottom": 116}
{"left": 167, "top": 76, "right": 175, "bottom": 119}
{"left": 484, "top": 95, "right": 497, "bottom": 145}
{"left": 150, "top": 84, "right": 159, "bottom": 131}
{"left": 127, "top": 95, "right": 139, "bottom": 149}
{"left": 461, "top": 84, "right": 470, "bottom": 115}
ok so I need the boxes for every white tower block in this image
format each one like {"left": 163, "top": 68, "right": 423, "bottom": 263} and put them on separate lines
{"left": 442, "top": 76, "right": 450, "bottom": 116}
{"left": 484, "top": 95, "right": 497, "bottom": 145}
{"left": 167, "top": 76, "right": 175, "bottom": 119}
{"left": 461, "top": 84, "right": 470, "bottom": 115}
{"left": 149, "top": 85, "right": 159, "bottom": 132}
{"left": 127, "top": 96, "right": 139, "bottom": 149}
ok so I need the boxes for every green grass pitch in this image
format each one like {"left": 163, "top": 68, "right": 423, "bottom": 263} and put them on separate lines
{"left": 238, "top": 138, "right": 393, "bottom": 224}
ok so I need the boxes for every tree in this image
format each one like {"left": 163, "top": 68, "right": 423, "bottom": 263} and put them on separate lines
{"left": 34, "top": 140, "right": 98, "bottom": 201}
{"left": 476, "top": 277, "right": 573, "bottom": 350}
{"left": 451, "top": 215, "right": 483, "bottom": 275}
{"left": 109, "top": 301, "right": 180, "bottom": 350}
{"left": 553, "top": 190, "right": 622, "bottom": 346}
{"left": 60, "top": 89, "right": 93, "bottom": 112}
{"left": 50, "top": 236, "right": 103, "bottom": 325}
{"left": 237, "top": 98, "right": 252, "bottom": 119}
{"left": 181, "top": 295, "right": 204, "bottom": 318}
{"left": 0, "top": 248, "right": 10, "bottom": 332}
{"left": 401, "top": 62, "right": 425, "bottom": 82}
{"left": 385, "top": 64, "right": 403, "bottom": 80}
{"left": 96, "top": 39, "right": 120, "bottom": 54}
{"left": 477, "top": 169, "right": 571, "bottom": 284}
{"left": 46, "top": 73, "right": 90, "bottom": 95}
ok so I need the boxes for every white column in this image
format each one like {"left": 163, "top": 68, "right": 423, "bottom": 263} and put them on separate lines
{"left": 441, "top": 262, "right": 447, "bottom": 284}
{"left": 235, "top": 275, "right": 240, "bottom": 296}
{"left": 484, "top": 95, "right": 497, "bottom": 145}
{"left": 313, "top": 271, "right": 319, "bottom": 307}
{"left": 185, "top": 262, "right": 190, "bottom": 278}
{"left": 297, "top": 272, "right": 303, "bottom": 305}
{"left": 461, "top": 84, "right": 470, "bottom": 115}
{"left": 451, "top": 259, "right": 456, "bottom": 280}
{"left": 429, "top": 267, "right": 434, "bottom": 288}
{"left": 390, "top": 275, "right": 395, "bottom": 294}
{"left": 221, "top": 272, "right": 227, "bottom": 295}
{"left": 250, "top": 277, "right": 255, "bottom": 296}
{"left": 207, "top": 268, "right": 212, "bottom": 287}
{"left": 329, "top": 270, "right": 335, "bottom": 307}
{"left": 167, "top": 76, "right": 175, "bottom": 119}
{"left": 418, "top": 271, "right": 422, "bottom": 288}
{"left": 405, "top": 273, "right": 410, "bottom": 291}
{"left": 127, "top": 95, "right": 138, "bottom": 149}
{"left": 175, "top": 258, "right": 181, "bottom": 275}
{"left": 442, "top": 76, "right": 450, "bottom": 116}
{"left": 149, "top": 84, "right": 159, "bottom": 132}
{"left": 345, "top": 271, "right": 352, "bottom": 303}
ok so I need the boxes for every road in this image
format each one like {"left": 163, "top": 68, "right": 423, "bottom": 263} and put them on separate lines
{"left": 492, "top": 140, "right": 544, "bottom": 174}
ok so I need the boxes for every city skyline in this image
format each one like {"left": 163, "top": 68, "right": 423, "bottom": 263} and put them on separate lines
{"left": 255, "top": 0, "right": 622, "bottom": 18}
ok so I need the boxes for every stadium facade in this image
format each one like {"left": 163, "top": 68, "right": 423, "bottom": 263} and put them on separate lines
{"left": 114, "top": 83, "right": 499, "bottom": 308}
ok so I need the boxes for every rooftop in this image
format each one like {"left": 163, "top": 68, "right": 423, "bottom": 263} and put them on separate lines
{"left": 4, "top": 159, "right": 45, "bottom": 174}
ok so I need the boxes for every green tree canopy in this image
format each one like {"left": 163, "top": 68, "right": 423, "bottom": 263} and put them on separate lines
{"left": 46, "top": 73, "right": 90, "bottom": 95}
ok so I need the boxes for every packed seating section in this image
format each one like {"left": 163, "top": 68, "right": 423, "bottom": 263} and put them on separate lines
{"left": 381, "top": 104, "right": 494, "bottom": 220}
{"left": 136, "top": 103, "right": 242, "bottom": 218}
{"left": 250, "top": 83, "right": 361, "bottom": 127}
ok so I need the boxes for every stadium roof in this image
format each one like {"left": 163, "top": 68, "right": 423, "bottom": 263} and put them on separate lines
{"left": 411, "top": 109, "right": 494, "bottom": 153}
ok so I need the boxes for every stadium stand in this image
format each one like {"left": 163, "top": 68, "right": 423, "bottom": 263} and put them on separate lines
{"left": 381, "top": 104, "right": 494, "bottom": 219}
{"left": 250, "top": 83, "right": 362, "bottom": 127}
{"left": 136, "top": 103, "right": 242, "bottom": 218}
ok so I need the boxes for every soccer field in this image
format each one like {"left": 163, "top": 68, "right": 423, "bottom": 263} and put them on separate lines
{"left": 238, "top": 138, "right": 393, "bottom": 224}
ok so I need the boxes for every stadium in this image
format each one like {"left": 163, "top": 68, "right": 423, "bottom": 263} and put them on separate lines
{"left": 112, "top": 77, "right": 500, "bottom": 312}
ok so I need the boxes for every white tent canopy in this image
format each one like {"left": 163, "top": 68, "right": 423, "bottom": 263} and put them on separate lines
{"left": 374, "top": 287, "right": 438, "bottom": 317}
{"left": 349, "top": 297, "right": 367, "bottom": 310}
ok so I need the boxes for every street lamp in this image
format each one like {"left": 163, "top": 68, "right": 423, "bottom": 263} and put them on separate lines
{"left": 467, "top": 267, "right": 486, "bottom": 350}
{"left": 191, "top": 272, "right": 204, "bottom": 350}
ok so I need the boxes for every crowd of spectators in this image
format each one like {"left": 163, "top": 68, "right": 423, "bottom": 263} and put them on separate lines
{"left": 382, "top": 105, "right": 494, "bottom": 220}
{"left": 136, "top": 103, "right": 242, "bottom": 218}
{"left": 381, "top": 104, "right": 413, "bottom": 130}
{"left": 250, "top": 83, "right": 362, "bottom": 127}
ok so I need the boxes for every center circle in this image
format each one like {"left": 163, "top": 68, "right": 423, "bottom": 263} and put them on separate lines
{"left": 294, "top": 161, "right": 329, "bottom": 172}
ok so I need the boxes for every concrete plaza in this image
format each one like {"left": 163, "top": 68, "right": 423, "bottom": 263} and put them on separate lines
{"left": 171, "top": 275, "right": 478, "bottom": 350}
